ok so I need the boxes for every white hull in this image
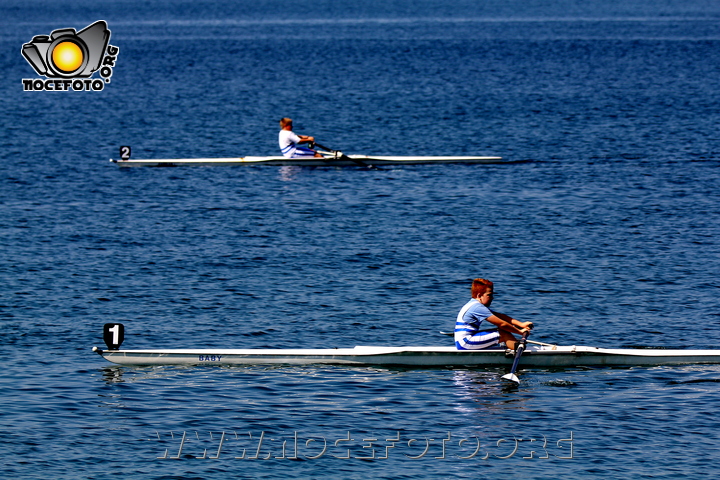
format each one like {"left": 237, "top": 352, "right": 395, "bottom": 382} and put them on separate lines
{"left": 110, "top": 155, "right": 505, "bottom": 167}
{"left": 93, "top": 344, "right": 720, "bottom": 367}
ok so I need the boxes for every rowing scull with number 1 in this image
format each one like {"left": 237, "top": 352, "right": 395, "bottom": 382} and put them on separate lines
{"left": 93, "top": 324, "right": 720, "bottom": 372}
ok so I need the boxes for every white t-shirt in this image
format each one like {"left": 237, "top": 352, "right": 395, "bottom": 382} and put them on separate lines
{"left": 279, "top": 130, "right": 302, "bottom": 157}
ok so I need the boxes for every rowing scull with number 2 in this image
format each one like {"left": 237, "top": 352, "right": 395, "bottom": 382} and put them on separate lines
{"left": 110, "top": 155, "right": 506, "bottom": 167}
{"left": 109, "top": 144, "right": 506, "bottom": 167}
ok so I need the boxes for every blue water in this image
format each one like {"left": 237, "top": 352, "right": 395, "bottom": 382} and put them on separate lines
{"left": 2, "top": 0, "right": 720, "bottom": 478}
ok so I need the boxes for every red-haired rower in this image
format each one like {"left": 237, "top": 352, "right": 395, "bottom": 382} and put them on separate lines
{"left": 455, "top": 278, "right": 534, "bottom": 351}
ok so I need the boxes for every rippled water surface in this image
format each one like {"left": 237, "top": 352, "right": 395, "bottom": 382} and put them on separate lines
{"left": 2, "top": 0, "right": 720, "bottom": 478}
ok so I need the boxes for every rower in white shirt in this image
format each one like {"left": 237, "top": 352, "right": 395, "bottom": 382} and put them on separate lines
{"left": 278, "top": 118, "right": 322, "bottom": 158}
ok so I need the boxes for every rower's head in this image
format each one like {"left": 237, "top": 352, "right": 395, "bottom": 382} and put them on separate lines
{"left": 471, "top": 278, "right": 494, "bottom": 306}
{"left": 279, "top": 117, "right": 293, "bottom": 130}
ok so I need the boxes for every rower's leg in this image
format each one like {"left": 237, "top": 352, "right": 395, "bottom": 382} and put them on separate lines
{"left": 498, "top": 330, "right": 519, "bottom": 350}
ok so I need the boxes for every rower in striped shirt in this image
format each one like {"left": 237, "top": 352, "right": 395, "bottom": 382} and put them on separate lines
{"left": 455, "top": 278, "right": 533, "bottom": 351}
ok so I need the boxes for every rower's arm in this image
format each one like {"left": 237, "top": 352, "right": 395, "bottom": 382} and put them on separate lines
{"left": 297, "top": 135, "right": 315, "bottom": 144}
{"left": 484, "top": 314, "right": 527, "bottom": 335}
{"left": 493, "top": 311, "right": 533, "bottom": 331}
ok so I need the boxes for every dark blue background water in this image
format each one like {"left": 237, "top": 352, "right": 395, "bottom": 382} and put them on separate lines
{"left": 2, "top": 0, "right": 720, "bottom": 478}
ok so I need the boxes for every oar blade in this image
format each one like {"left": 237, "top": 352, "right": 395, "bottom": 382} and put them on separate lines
{"left": 501, "top": 372, "right": 520, "bottom": 383}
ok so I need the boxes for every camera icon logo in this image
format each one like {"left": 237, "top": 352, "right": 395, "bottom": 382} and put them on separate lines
{"left": 22, "top": 20, "right": 110, "bottom": 78}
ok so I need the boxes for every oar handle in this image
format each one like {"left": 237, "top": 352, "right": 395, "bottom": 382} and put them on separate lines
{"left": 307, "top": 142, "right": 342, "bottom": 158}
{"left": 309, "top": 142, "right": 334, "bottom": 153}
{"left": 515, "top": 331, "right": 529, "bottom": 354}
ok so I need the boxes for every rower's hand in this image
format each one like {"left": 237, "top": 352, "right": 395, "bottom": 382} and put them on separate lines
{"left": 520, "top": 321, "right": 534, "bottom": 330}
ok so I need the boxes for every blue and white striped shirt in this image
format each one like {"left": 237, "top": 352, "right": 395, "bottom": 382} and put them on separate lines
{"left": 455, "top": 299, "right": 499, "bottom": 350}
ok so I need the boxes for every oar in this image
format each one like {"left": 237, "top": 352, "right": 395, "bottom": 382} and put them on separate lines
{"left": 501, "top": 331, "right": 530, "bottom": 383}
{"left": 310, "top": 142, "right": 375, "bottom": 168}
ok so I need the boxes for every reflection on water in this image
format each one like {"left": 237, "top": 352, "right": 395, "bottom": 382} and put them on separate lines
{"left": 451, "top": 369, "right": 531, "bottom": 415}
{"left": 279, "top": 165, "right": 303, "bottom": 181}
{"left": 101, "top": 367, "right": 127, "bottom": 384}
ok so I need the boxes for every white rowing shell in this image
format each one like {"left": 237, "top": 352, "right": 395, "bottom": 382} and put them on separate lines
{"left": 93, "top": 344, "right": 720, "bottom": 367}
{"left": 110, "top": 155, "right": 506, "bottom": 167}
